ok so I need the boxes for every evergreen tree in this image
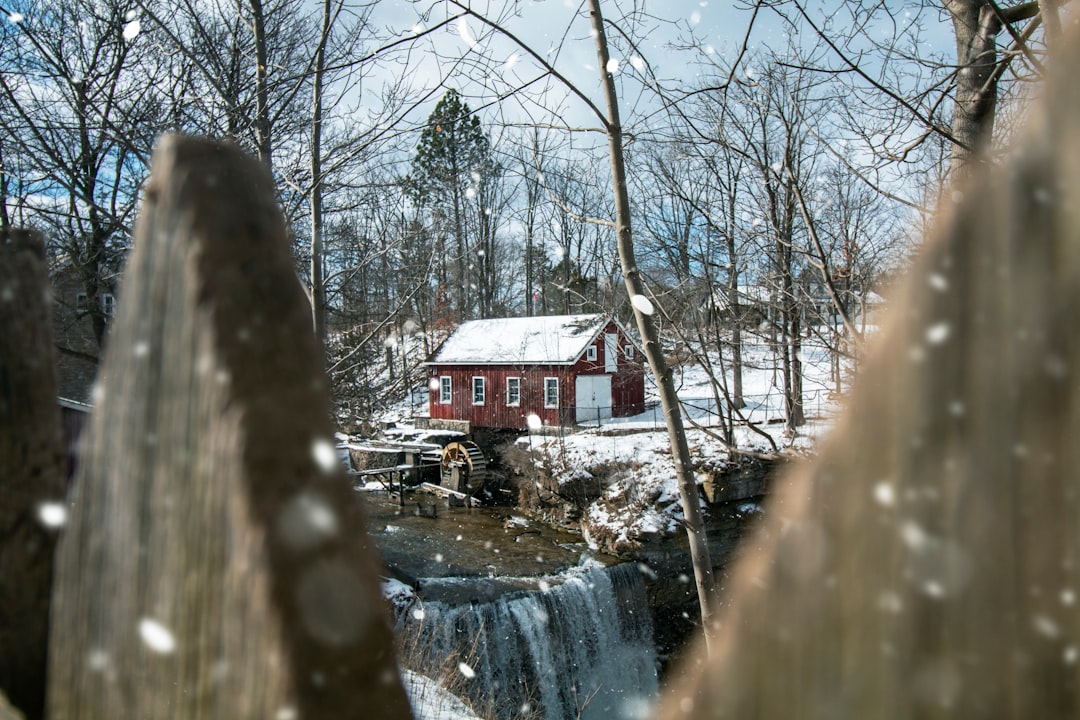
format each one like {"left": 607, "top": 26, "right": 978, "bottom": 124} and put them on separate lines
{"left": 408, "top": 89, "right": 496, "bottom": 320}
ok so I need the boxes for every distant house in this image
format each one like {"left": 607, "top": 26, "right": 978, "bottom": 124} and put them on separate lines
{"left": 712, "top": 280, "right": 886, "bottom": 332}
{"left": 51, "top": 261, "right": 117, "bottom": 404}
{"left": 426, "top": 314, "right": 646, "bottom": 430}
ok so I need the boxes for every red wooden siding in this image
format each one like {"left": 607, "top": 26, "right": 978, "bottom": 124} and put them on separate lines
{"left": 427, "top": 320, "right": 645, "bottom": 429}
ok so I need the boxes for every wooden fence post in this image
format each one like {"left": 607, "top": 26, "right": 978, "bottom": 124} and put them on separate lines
{"left": 47, "top": 136, "right": 411, "bottom": 719}
{"left": 659, "top": 27, "right": 1080, "bottom": 720}
{"left": 0, "top": 230, "right": 66, "bottom": 720}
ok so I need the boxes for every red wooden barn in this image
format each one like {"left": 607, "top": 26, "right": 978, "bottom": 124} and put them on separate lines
{"left": 426, "top": 314, "right": 646, "bottom": 430}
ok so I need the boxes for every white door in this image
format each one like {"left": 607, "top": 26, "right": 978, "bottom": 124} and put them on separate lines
{"left": 604, "top": 333, "right": 618, "bottom": 372}
{"left": 575, "top": 375, "right": 612, "bottom": 423}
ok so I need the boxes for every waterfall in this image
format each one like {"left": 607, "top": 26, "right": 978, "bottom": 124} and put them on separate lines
{"left": 398, "top": 562, "right": 658, "bottom": 720}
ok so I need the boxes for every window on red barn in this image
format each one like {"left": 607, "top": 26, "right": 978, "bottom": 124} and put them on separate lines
{"left": 544, "top": 377, "right": 558, "bottom": 408}
{"left": 507, "top": 377, "right": 521, "bottom": 407}
{"left": 586, "top": 345, "right": 597, "bottom": 362}
{"left": 472, "top": 376, "right": 485, "bottom": 405}
{"left": 440, "top": 376, "right": 452, "bottom": 404}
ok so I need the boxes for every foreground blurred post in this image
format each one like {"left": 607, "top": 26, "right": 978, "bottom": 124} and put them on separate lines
{"left": 0, "top": 230, "right": 66, "bottom": 720}
{"left": 659, "top": 27, "right": 1080, "bottom": 720}
{"left": 47, "top": 137, "right": 411, "bottom": 719}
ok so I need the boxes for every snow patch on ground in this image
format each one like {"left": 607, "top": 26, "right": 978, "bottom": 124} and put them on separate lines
{"left": 403, "top": 670, "right": 484, "bottom": 720}
{"left": 515, "top": 340, "right": 846, "bottom": 552}
{"left": 382, "top": 577, "right": 416, "bottom": 615}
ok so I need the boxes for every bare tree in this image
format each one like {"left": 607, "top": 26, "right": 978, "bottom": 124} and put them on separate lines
{"left": 763, "top": 0, "right": 1050, "bottom": 178}
{"left": 725, "top": 60, "right": 827, "bottom": 433}
{"left": 0, "top": 0, "right": 168, "bottom": 346}
{"left": 585, "top": 0, "right": 719, "bottom": 644}
{"left": 309, "top": 0, "right": 334, "bottom": 344}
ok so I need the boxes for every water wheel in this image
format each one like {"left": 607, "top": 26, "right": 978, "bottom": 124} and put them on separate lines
{"left": 440, "top": 441, "right": 488, "bottom": 494}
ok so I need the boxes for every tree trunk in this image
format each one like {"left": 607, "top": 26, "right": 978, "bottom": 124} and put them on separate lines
{"left": 587, "top": 0, "right": 717, "bottom": 649}
{"left": 451, "top": 148, "right": 466, "bottom": 320}
{"left": 0, "top": 141, "right": 10, "bottom": 229}
{"left": 310, "top": 0, "right": 331, "bottom": 344}
{"left": 250, "top": 0, "right": 273, "bottom": 170}
{"left": 726, "top": 186, "right": 745, "bottom": 409}
{"left": 525, "top": 133, "right": 540, "bottom": 316}
{"left": 47, "top": 137, "right": 410, "bottom": 719}
{"left": 789, "top": 307, "right": 806, "bottom": 429}
{"left": 947, "top": 0, "right": 1002, "bottom": 176}
{"left": 0, "top": 230, "right": 67, "bottom": 720}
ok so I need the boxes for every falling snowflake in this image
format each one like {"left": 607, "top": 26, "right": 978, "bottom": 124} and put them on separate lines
{"left": 456, "top": 16, "right": 478, "bottom": 48}
{"left": 630, "top": 294, "right": 654, "bottom": 315}
{"left": 928, "top": 273, "right": 948, "bottom": 292}
{"left": 311, "top": 438, "right": 338, "bottom": 474}
{"left": 37, "top": 502, "right": 68, "bottom": 529}
{"left": 138, "top": 618, "right": 177, "bottom": 654}
{"left": 122, "top": 19, "right": 140, "bottom": 41}
{"left": 872, "top": 482, "right": 895, "bottom": 508}
{"left": 925, "top": 322, "right": 951, "bottom": 345}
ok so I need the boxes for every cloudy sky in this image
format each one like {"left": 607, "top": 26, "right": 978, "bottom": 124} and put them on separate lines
{"left": 356, "top": 0, "right": 957, "bottom": 157}
{"left": 361, "top": 0, "right": 802, "bottom": 133}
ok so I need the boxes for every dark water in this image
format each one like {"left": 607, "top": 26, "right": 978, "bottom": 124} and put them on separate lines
{"left": 360, "top": 490, "right": 612, "bottom": 602}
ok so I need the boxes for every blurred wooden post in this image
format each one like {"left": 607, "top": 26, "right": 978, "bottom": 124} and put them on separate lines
{"left": 0, "top": 230, "right": 66, "bottom": 720}
{"left": 47, "top": 136, "right": 411, "bottom": 719}
{"left": 660, "top": 28, "right": 1080, "bottom": 720}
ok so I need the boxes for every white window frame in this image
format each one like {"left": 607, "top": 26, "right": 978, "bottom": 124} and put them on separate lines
{"left": 506, "top": 377, "right": 521, "bottom": 407}
{"left": 439, "top": 376, "right": 452, "bottom": 404}
{"left": 101, "top": 293, "right": 116, "bottom": 317}
{"left": 76, "top": 292, "right": 88, "bottom": 313}
{"left": 472, "top": 376, "right": 486, "bottom": 406}
{"left": 624, "top": 344, "right": 634, "bottom": 359}
{"left": 544, "top": 377, "right": 559, "bottom": 409}
{"left": 586, "top": 345, "right": 597, "bottom": 362}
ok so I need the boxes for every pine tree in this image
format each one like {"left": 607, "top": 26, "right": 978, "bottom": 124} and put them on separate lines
{"left": 408, "top": 89, "right": 496, "bottom": 320}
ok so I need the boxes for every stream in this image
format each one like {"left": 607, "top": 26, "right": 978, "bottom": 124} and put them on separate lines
{"left": 360, "top": 491, "right": 617, "bottom": 602}
{"left": 360, "top": 491, "right": 658, "bottom": 719}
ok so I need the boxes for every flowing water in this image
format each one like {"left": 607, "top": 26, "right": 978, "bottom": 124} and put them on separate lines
{"left": 360, "top": 492, "right": 658, "bottom": 719}
{"left": 398, "top": 562, "right": 657, "bottom": 720}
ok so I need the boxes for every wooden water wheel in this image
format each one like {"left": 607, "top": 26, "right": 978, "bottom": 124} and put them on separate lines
{"left": 440, "top": 441, "right": 488, "bottom": 494}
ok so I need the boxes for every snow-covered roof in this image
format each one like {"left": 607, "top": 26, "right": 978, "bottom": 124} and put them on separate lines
{"left": 427, "top": 314, "right": 611, "bottom": 366}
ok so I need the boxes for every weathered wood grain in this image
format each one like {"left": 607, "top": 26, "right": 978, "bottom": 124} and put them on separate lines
{"left": 47, "top": 136, "right": 411, "bottom": 719}
{"left": 0, "top": 230, "right": 66, "bottom": 720}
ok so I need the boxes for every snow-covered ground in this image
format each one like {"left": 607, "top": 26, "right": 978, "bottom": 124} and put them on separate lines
{"left": 403, "top": 670, "right": 484, "bottom": 720}
{"left": 517, "top": 340, "right": 844, "bottom": 552}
